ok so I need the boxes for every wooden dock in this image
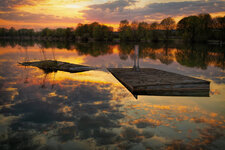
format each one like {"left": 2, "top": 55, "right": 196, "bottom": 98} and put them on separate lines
{"left": 108, "top": 68, "right": 210, "bottom": 97}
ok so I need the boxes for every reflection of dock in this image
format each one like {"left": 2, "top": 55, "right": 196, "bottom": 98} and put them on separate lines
{"left": 108, "top": 68, "right": 210, "bottom": 98}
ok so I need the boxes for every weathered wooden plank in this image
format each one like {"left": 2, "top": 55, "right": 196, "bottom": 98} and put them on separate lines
{"left": 19, "top": 60, "right": 96, "bottom": 73}
{"left": 108, "top": 68, "right": 210, "bottom": 97}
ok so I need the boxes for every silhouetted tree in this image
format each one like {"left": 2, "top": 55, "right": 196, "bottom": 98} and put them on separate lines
{"left": 160, "top": 17, "right": 176, "bottom": 41}
{"left": 213, "top": 16, "right": 225, "bottom": 42}
{"left": 149, "top": 22, "right": 161, "bottom": 42}
{"left": 130, "top": 21, "right": 139, "bottom": 41}
{"left": 75, "top": 22, "right": 113, "bottom": 42}
{"left": 8, "top": 27, "right": 17, "bottom": 37}
{"left": 119, "top": 20, "right": 133, "bottom": 41}
{"left": 177, "top": 16, "right": 200, "bottom": 42}
{"left": 137, "top": 22, "right": 149, "bottom": 41}
{"left": 198, "top": 13, "right": 213, "bottom": 42}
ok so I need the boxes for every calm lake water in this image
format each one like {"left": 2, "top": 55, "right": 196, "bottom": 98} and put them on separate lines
{"left": 0, "top": 41, "right": 224, "bottom": 150}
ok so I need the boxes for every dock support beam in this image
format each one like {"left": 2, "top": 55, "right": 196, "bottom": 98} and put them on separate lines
{"left": 133, "top": 45, "right": 140, "bottom": 71}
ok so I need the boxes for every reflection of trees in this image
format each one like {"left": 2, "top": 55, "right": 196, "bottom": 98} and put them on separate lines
{"left": 0, "top": 40, "right": 224, "bottom": 69}
{"left": 118, "top": 43, "right": 134, "bottom": 60}
{"left": 208, "top": 52, "right": 225, "bottom": 69}
{"left": 158, "top": 44, "right": 173, "bottom": 65}
{"left": 75, "top": 42, "right": 113, "bottom": 57}
{"left": 0, "top": 40, "right": 35, "bottom": 48}
{"left": 138, "top": 43, "right": 175, "bottom": 65}
{"left": 176, "top": 45, "right": 208, "bottom": 69}
{"left": 140, "top": 47, "right": 156, "bottom": 60}
{"left": 0, "top": 40, "right": 8, "bottom": 47}
{"left": 176, "top": 44, "right": 225, "bottom": 70}
{"left": 116, "top": 42, "right": 225, "bottom": 68}
{"left": 38, "top": 41, "right": 74, "bottom": 50}
{"left": 139, "top": 43, "right": 159, "bottom": 60}
{"left": 0, "top": 40, "right": 34, "bottom": 48}
{"left": 18, "top": 40, "right": 35, "bottom": 48}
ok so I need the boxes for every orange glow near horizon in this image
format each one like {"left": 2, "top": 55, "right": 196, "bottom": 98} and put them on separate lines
{"left": 0, "top": 19, "right": 79, "bottom": 30}
{"left": 1, "top": 11, "right": 224, "bottom": 30}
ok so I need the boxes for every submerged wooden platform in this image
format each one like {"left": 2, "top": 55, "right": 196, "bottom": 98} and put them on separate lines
{"left": 19, "top": 60, "right": 96, "bottom": 73}
{"left": 108, "top": 68, "right": 210, "bottom": 97}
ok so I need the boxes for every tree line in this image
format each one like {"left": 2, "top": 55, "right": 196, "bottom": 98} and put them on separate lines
{"left": 0, "top": 22, "right": 113, "bottom": 42}
{"left": 118, "top": 14, "right": 225, "bottom": 43}
{"left": 0, "top": 13, "right": 224, "bottom": 43}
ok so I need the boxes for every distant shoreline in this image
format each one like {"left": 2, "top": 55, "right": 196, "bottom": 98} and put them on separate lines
{"left": 0, "top": 13, "right": 224, "bottom": 43}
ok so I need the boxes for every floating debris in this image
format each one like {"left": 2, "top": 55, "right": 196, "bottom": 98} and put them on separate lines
{"left": 108, "top": 68, "right": 210, "bottom": 97}
{"left": 19, "top": 60, "right": 96, "bottom": 73}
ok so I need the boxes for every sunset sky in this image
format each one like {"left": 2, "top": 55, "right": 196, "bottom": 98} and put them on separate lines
{"left": 0, "top": 0, "right": 225, "bottom": 30}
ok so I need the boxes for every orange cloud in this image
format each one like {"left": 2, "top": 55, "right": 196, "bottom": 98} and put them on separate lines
{"left": 0, "top": 0, "right": 225, "bottom": 29}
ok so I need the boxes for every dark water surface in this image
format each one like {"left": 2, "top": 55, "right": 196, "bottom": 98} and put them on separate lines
{"left": 0, "top": 41, "right": 225, "bottom": 150}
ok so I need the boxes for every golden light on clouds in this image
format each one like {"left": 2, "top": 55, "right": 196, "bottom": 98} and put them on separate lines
{"left": 15, "top": 0, "right": 86, "bottom": 20}
{"left": 0, "top": 0, "right": 224, "bottom": 29}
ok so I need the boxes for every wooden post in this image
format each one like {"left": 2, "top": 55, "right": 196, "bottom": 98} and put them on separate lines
{"left": 134, "top": 45, "right": 140, "bottom": 71}
{"left": 135, "top": 45, "right": 139, "bottom": 70}
{"left": 133, "top": 48, "right": 136, "bottom": 69}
